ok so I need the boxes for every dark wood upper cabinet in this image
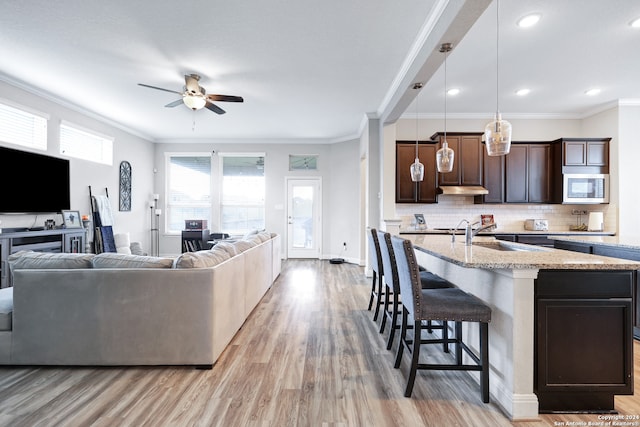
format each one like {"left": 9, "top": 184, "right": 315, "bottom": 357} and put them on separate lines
{"left": 431, "top": 132, "right": 483, "bottom": 186}
{"left": 504, "top": 142, "right": 560, "bottom": 204}
{"left": 395, "top": 142, "right": 438, "bottom": 203}
{"left": 478, "top": 147, "right": 505, "bottom": 203}
{"left": 557, "top": 137, "right": 610, "bottom": 173}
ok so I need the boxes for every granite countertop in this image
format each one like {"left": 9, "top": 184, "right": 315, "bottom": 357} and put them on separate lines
{"left": 402, "top": 234, "right": 640, "bottom": 270}
{"left": 549, "top": 235, "right": 640, "bottom": 250}
{"left": 399, "top": 228, "right": 615, "bottom": 236}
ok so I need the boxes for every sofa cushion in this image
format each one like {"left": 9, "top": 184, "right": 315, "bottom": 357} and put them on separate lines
{"left": 0, "top": 287, "right": 12, "bottom": 331}
{"left": 215, "top": 241, "right": 239, "bottom": 257}
{"left": 8, "top": 250, "right": 95, "bottom": 270}
{"left": 173, "top": 249, "right": 229, "bottom": 269}
{"left": 234, "top": 239, "right": 258, "bottom": 252}
{"left": 256, "top": 231, "right": 271, "bottom": 242}
{"left": 92, "top": 252, "right": 174, "bottom": 269}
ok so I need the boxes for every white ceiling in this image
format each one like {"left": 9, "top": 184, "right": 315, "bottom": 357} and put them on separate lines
{"left": 1, "top": 1, "right": 639, "bottom": 143}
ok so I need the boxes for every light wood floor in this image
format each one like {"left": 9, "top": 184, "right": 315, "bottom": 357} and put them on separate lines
{"left": 0, "top": 260, "right": 638, "bottom": 426}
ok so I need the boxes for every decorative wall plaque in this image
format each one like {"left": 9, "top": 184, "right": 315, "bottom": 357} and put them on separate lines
{"left": 119, "top": 161, "right": 132, "bottom": 211}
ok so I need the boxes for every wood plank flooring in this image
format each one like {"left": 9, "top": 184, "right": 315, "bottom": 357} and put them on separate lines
{"left": 0, "top": 259, "right": 638, "bottom": 426}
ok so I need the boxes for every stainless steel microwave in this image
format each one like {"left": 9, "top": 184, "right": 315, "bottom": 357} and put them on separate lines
{"left": 563, "top": 173, "right": 609, "bottom": 204}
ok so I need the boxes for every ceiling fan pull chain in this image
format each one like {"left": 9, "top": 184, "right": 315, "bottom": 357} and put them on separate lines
{"left": 192, "top": 110, "right": 197, "bottom": 132}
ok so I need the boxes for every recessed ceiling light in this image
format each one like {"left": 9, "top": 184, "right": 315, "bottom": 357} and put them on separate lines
{"left": 585, "top": 88, "right": 601, "bottom": 96}
{"left": 516, "top": 88, "right": 530, "bottom": 96}
{"left": 447, "top": 88, "right": 460, "bottom": 96}
{"left": 631, "top": 17, "right": 640, "bottom": 28}
{"left": 517, "top": 13, "right": 541, "bottom": 28}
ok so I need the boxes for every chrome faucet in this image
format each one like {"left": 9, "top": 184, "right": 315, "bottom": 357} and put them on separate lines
{"left": 465, "top": 221, "right": 495, "bottom": 246}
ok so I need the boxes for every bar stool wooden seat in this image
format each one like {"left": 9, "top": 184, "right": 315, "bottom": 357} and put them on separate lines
{"left": 390, "top": 235, "right": 491, "bottom": 402}
{"left": 377, "top": 230, "right": 454, "bottom": 350}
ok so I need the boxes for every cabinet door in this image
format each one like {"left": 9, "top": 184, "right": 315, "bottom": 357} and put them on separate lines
{"left": 481, "top": 149, "right": 504, "bottom": 203}
{"left": 460, "top": 135, "right": 483, "bottom": 185}
{"left": 417, "top": 144, "right": 438, "bottom": 203}
{"left": 586, "top": 140, "right": 608, "bottom": 166}
{"left": 528, "top": 144, "right": 552, "bottom": 203}
{"left": 505, "top": 145, "right": 528, "bottom": 203}
{"left": 564, "top": 141, "right": 586, "bottom": 166}
{"left": 396, "top": 143, "right": 438, "bottom": 203}
{"left": 436, "top": 134, "right": 483, "bottom": 186}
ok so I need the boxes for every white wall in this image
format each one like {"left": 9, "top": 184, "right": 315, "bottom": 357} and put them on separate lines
{"left": 0, "top": 81, "right": 155, "bottom": 249}
{"left": 617, "top": 104, "right": 640, "bottom": 236}
{"left": 153, "top": 140, "right": 361, "bottom": 260}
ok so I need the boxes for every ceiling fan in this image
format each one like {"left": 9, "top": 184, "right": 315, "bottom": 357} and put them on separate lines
{"left": 138, "top": 73, "right": 243, "bottom": 114}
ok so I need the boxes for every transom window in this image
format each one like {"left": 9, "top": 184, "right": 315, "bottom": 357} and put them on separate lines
{"left": 0, "top": 99, "right": 48, "bottom": 150}
{"left": 59, "top": 121, "right": 113, "bottom": 165}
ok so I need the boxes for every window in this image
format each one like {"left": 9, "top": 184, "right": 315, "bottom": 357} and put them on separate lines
{"left": 220, "top": 154, "right": 265, "bottom": 235}
{"left": 0, "top": 99, "right": 48, "bottom": 150}
{"left": 166, "top": 154, "right": 212, "bottom": 234}
{"left": 59, "top": 121, "right": 113, "bottom": 165}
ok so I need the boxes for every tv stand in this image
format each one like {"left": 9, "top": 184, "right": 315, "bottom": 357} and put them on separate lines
{"left": 0, "top": 228, "right": 85, "bottom": 288}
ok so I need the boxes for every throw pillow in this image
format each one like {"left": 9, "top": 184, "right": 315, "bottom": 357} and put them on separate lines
{"left": 173, "top": 250, "right": 228, "bottom": 268}
{"left": 8, "top": 250, "right": 95, "bottom": 270}
{"left": 214, "top": 241, "right": 238, "bottom": 257}
{"left": 92, "top": 252, "right": 174, "bottom": 269}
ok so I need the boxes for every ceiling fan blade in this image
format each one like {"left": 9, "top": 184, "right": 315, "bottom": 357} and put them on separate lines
{"left": 205, "top": 101, "right": 226, "bottom": 114}
{"left": 165, "top": 99, "right": 183, "bottom": 108}
{"left": 207, "top": 94, "right": 244, "bottom": 103}
{"left": 138, "top": 83, "right": 182, "bottom": 95}
{"left": 184, "top": 74, "right": 201, "bottom": 95}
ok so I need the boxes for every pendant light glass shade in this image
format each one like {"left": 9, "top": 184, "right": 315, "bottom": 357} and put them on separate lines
{"left": 409, "top": 82, "right": 424, "bottom": 182}
{"left": 437, "top": 43, "right": 454, "bottom": 173}
{"left": 485, "top": 112, "right": 512, "bottom": 156}
{"left": 410, "top": 158, "right": 424, "bottom": 181}
{"left": 484, "top": 0, "right": 511, "bottom": 156}
{"left": 436, "top": 140, "right": 454, "bottom": 172}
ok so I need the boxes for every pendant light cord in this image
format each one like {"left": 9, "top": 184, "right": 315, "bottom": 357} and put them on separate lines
{"left": 496, "top": 0, "right": 500, "bottom": 114}
{"left": 415, "top": 86, "right": 419, "bottom": 159}
{"left": 444, "top": 47, "right": 448, "bottom": 140}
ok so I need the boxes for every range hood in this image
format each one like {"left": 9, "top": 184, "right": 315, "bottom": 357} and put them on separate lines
{"left": 437, "top": 186, "right": 489, "bottom": 196}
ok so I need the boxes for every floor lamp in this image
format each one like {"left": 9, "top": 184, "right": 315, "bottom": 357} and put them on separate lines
{"left": 150, "top": 194, "right": 160, "bottom": 257}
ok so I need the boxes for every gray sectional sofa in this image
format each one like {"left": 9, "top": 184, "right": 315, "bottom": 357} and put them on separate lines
{"left": 0, "top": 232, "right": 281, "bottom": 367}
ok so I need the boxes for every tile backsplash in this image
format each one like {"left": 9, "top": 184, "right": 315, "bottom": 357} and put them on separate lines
{"left": 396, "top": 195, "right": 616, "bottom": 232}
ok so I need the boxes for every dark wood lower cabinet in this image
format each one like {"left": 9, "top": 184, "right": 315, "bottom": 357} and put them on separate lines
{"left": 535, "top": 270, "right": 634, "bottom": 412}
{"left": 554, "top": 240, "right": 640, "bottom": 339}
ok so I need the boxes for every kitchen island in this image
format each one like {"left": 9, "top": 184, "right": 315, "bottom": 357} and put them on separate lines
{"left": 402, "top": 234, "right": 640, "bottom": 420}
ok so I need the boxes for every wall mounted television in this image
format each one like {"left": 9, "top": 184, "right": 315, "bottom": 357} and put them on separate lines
{"left": 0, "top": 145, "right": 71, "bottom": 214}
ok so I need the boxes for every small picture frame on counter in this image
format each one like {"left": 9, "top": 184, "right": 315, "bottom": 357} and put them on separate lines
{"left": 414, "top": 213, "right": 427, "bottom": 230}
{"left": 481, "top": 214, "right": 497, "bottom": 231}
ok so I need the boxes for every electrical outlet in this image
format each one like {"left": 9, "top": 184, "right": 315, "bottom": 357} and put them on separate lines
{"left": 571, "top": 209, "right": 588, "bottom": 215}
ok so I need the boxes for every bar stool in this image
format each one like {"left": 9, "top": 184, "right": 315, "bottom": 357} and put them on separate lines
{"left": 366, "top": 228, "right": 385, "bottom": 322}
{"left": 390, "top": 235, "right": 491, "bottom": 402}
{"left": 377, "top": 230, "right": 454, "bottom": 351}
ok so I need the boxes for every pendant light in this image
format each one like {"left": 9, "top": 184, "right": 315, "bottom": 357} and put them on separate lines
{"left": 436, "top": 43, "right": 454, "bottom": 173}
{"left": 410, "top": 82, "right": 425, "bottom": 182}
{"left": 484, "top": 0, "right": 512, "bottom": 156}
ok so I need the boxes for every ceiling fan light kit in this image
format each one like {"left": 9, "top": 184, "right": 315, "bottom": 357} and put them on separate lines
{"left": 138, "top": 73, "right": 243, "bottom": 115}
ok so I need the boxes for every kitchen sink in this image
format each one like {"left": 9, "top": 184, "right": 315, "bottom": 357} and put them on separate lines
{"left": 473, "top": 241, "right": 548, "bottom": 252}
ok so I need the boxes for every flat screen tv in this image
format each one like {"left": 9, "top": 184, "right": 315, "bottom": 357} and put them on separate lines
{"left": 0, "top": 146, "right": 71, "bottom": 214}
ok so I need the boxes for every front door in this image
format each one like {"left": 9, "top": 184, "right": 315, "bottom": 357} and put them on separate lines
{"left": 286, "top": 178, "right": 322, "bottom": 259}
